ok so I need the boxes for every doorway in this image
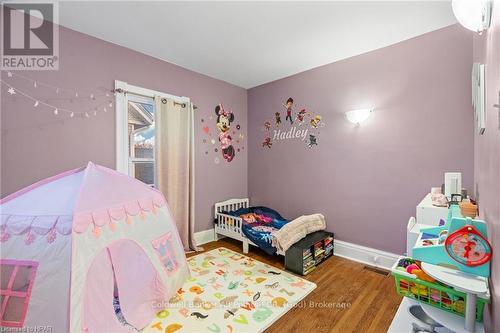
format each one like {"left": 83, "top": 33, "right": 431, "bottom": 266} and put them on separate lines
{"left": 82, "top": 240, "right": 166, "bottom": 332}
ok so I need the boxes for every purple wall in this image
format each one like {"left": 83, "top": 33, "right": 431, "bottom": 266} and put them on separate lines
{"left": 473, "top": 4, "right": 500, "bottom": 332}
{"left": 0, "top": 25, "right": 248, "bottom": 232}
{"left": 248, "top": 25, "right": 474, "bottom": 254}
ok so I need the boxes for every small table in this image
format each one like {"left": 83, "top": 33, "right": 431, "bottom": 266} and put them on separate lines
{"left": 421, "top": 262, "right": 489, "bottom": 332}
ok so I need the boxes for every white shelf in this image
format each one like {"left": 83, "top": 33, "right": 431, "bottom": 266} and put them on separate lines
{"left": 421, "top": 262, "right": 489, "bottom": 296}
{"left": 388, "top": 299, "right": 454, "bottom": 333}
{"left": 420, "top": 303, "right": 484, "bottom": 333}
{"left": 417, "top": 193, "right": 448, "bottom": 225}
{"left": 421, "top": 262, "right": 489, "bottom": 332}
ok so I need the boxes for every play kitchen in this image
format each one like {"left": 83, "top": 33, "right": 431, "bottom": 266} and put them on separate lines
{"left": 389, "top": 172, "right": 493, "bottom": 333}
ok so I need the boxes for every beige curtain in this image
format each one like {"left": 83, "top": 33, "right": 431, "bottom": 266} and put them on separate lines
{"left": 155, "top": 97, "right": 200, "bottom": 252}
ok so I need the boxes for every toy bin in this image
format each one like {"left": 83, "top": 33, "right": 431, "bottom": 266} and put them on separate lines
{"left": 391, "top": 257, "right": 488, "bottom": 322}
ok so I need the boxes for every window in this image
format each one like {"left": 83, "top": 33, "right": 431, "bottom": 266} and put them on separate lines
{"left": 114, "top": 80, "right": 191, "bottom": 185}
{"left": 0, "top": 260, "right": 38, "bottom": 328}
{"left": 127, "top": 95, "right": 156, "bottom": 187}
{"left": 151, "top": 233, "right": 178, "bottom": 275}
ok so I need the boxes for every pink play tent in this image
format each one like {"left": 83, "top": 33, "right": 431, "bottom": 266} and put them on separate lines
{"left": 0, "top": 162, "right": 189, "bottom": 332}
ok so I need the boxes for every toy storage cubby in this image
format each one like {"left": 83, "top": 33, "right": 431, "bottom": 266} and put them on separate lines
{"left": 284, "top": 230, "right": 334, "bottom": 276}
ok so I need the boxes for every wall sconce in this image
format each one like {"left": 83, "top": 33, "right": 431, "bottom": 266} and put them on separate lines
{"left": 345, "top": 108, "right": 373, "bottom": 125}
{"left": 452, "top": 0, "right": 492, "bottom": 33}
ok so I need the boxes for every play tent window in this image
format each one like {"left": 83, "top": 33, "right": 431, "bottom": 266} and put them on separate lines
{"left": 0, "top": 260, "right": 38, "bottom": 328}
{"left": 151, "top": 233, "right": 178, "bottom": 275}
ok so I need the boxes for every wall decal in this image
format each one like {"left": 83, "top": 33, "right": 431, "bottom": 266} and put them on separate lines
{"left": 261, "top": 97, "right": 325, "bottom": 149}
{"left": 201, "top": 103, "right": 245, "bottom": 164}
{"left": 283, "top": 97, "right": 294, "bottom": 125}
{"left": 309, "top": 115, "right": 322, "bottom": 128}
{"left": 307, "top": 134, "right": 318, "bottom": 147}
{"left": 274, "top": 112, "right": 281, "bottom": 126}
{"left": 262, "top": 137, "right": 273, "bottom": 148}
{"left": 273, "top": 126, "right": 309, "bottom": 142}
{"left": 296, "top": 109, "right": 307, "bottom": 124}
{"left": 215, "top": 104, "right": 235, "bottom": 162}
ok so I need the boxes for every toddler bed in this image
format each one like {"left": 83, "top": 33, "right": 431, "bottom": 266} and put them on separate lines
{"left": 214, "top": 198, "right": 289, "bottom": 255}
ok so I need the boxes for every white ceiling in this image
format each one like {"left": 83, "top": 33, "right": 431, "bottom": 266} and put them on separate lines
{"left": 59, "top": 1, "right": 457, "bottom": 89}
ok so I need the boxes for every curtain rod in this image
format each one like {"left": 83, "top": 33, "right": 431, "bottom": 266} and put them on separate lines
{"left": 112, "top": 88, "right": 198, "bottom": 109}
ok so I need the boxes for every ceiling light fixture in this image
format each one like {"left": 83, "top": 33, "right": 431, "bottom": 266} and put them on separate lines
{"left": 345, "top": 109, "right": 373, "bottom": 125}
{"left": 452, "top": 0, "right": 492, "bottom": 33}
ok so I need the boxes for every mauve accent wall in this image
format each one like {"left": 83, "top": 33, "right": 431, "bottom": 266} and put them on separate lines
{"left": 473, "top": 3, "right": 500, "bottom": 332}
{"left": 248, "top": 25, "right": 473, "bottom": 254}
{"left": 0, "top": 25, "right": 247, "bottom": 233}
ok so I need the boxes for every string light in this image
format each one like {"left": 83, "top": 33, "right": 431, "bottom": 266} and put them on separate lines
{"left": 1, "top": 79, "right": 113, "bottom": 118}
{"left": 4, "top": 71, "right": 108, "bottom": 98}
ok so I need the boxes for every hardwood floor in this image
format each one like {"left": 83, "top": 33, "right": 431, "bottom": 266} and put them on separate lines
{"left": 191, "top": 238, "right": 402, "bottom": 333}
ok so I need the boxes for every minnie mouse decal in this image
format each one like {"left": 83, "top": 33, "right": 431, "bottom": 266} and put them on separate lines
{"left": 215, "top": 104, "right": 235, "bottom": 162}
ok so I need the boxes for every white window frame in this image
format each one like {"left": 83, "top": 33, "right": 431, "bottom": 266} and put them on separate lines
{"left": 114, "top": 80, "right": 190, "bottom": 176}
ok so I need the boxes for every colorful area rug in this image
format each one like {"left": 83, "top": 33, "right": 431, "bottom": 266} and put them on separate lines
{"left": 144, "top": 247, "right": 316, "bottom": 333}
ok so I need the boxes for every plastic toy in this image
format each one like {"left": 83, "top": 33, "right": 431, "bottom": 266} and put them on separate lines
{"left": 430, "top": 289, "right": 440, "bottom": 302}
{"left": 445, "top": 225, "right": 492, "bottom": 267}
{"left": 397, "top": 259, "right": 435, "bottom": 282}
{"left": 413, "top": 269, "right": 435, "bottom": 283}
{"left": 410, "top": 284, "right": 428, "bottom": 296}
{"left": 406, "top": 264, "right": 420, "bottom": 274}
{"left": 412, "top": 205, "right": 492, "bottom": 277}
{"left": 438, "top": 230, "right": 448, "bottom": 244}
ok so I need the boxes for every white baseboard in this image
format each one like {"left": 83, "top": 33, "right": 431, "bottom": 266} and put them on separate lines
{"left": 333, "top": 239, "right": 400, "bottom": 271}
{"left": 196, "top": 228, "right": 400, "bottom": 270}
{"left": 194, "top": 228, "right": 216, "bottom": 246}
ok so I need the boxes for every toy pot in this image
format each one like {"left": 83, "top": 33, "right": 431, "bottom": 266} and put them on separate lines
{"left": 459, "top": 201, "right": 477, "bottom": 218}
